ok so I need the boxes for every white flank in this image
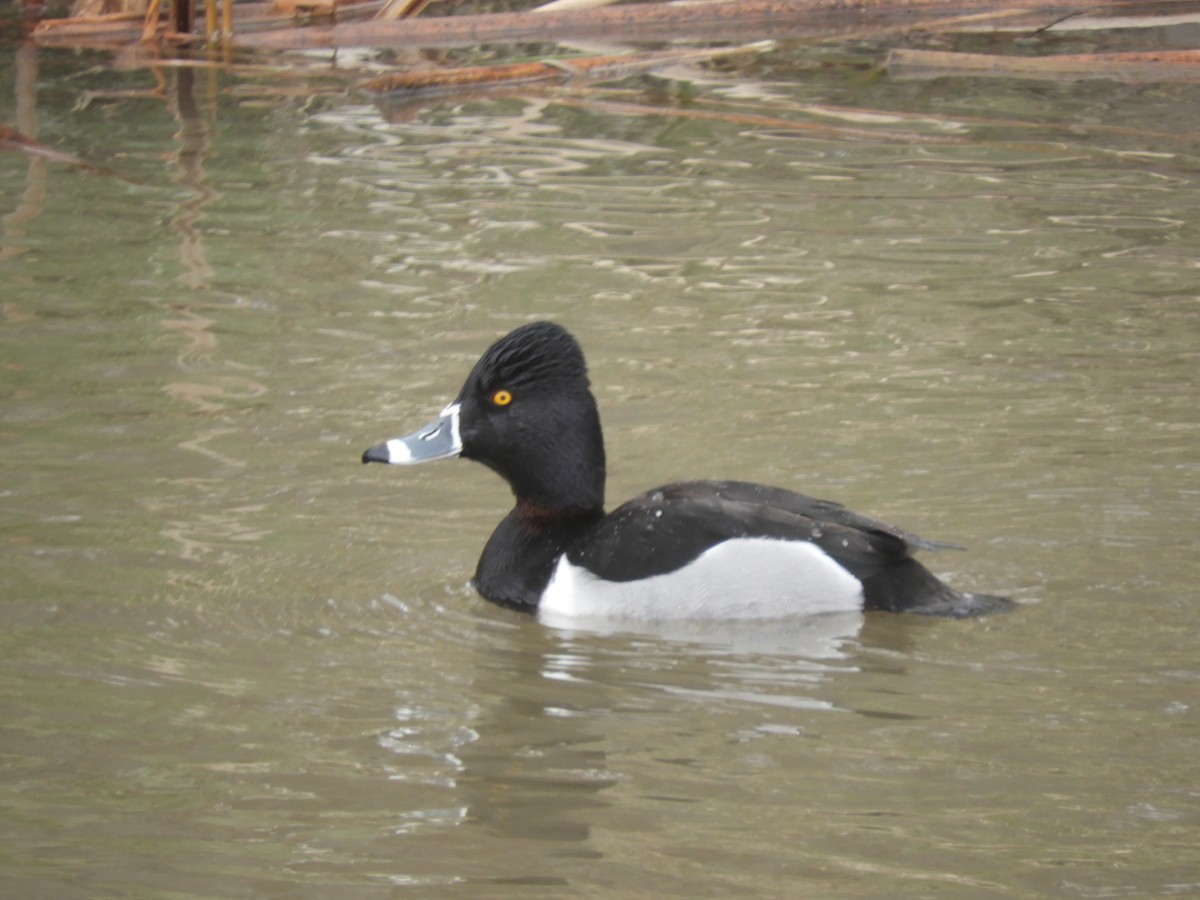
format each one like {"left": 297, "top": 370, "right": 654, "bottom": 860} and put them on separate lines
{"left": 537, "top": 537, "right": 864, "bottom": 623}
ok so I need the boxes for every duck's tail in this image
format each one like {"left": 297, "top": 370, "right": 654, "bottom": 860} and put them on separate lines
{"left": 863, "top": 558, "right": 1013, "bottom": 618}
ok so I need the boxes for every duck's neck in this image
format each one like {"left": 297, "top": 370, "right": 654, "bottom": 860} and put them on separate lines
{"left": 473, "top": 502, "right": 603, "bottom": 612}
{"left": 470, "top": 391, "right": 608, "bottom": 610}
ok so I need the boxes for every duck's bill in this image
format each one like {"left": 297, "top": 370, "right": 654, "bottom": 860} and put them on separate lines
{"left": 362, "top": 403, "right": 462, "bottom": 465}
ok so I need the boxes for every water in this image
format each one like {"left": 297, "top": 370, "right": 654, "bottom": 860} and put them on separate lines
{"left": 2, "top": 27, "right": 1198, "bottom": 898}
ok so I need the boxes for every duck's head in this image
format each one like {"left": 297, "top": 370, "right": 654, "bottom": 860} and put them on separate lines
{"left": 363, "top": 321, "right": 607, "bottom": 511}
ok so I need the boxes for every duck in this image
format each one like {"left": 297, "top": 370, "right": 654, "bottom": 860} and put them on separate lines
{"left": 362, "top": 321, "right": 1011, "bottom": 620}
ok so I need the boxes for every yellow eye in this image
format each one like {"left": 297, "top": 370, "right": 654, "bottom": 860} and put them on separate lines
{"left": 491, "top": 389, "right": 513, "bottom": 407}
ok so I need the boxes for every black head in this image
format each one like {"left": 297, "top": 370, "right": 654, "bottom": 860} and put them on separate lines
{"left": 455, "top": 322, "right": 606, "bottom": 510}
{"left": 463, "top": 321, "right": 589, "bottom": 399}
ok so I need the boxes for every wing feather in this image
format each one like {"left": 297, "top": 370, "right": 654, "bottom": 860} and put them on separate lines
{"left": 569, "top": 480, "right": 952, "bottom": 583}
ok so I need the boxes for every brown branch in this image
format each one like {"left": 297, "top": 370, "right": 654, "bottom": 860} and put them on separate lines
{"left": 887, "top": 47, "right": 1200, "bottom": 82}
{"left": 0, "top": 123, "right": 140, "bottom": 179}
{"left": 235, "top": 0, "right": 1165, "bottom": 51}
{"left": 358, "top": 43, "right": 773, "bottom": 96}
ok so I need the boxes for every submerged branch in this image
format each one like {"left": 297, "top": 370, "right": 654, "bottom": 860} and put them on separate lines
{"left": 1, "top": 122, "right": 95, "bottom": 166}
{"left": 0, "top": 123, "right": 140, "bottom": 180}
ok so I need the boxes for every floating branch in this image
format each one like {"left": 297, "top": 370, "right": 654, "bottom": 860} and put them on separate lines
{"left": 236, "top": 0, "right": 1172, "bottom": 51}
{"left": 887, "top": 48, "right": 1200, "bottom": 82}
{"left": 32, "top": 0, "right": 385, "bottom": 45}
{"left": 29, "top": 0, "right": 1200, "bottom": 53}
{"left": 358, "top": 42, "right": 775, "bottom": 97}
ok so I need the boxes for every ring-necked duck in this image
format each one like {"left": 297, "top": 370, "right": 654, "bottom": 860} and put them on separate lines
{"left": 363, "top": 322, "right": 1010, "bottom": 620}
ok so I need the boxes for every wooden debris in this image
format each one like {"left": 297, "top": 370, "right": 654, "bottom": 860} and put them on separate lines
{"left": 887, "top": 48, "right": 1200, "bottom": 82}
{"left": 33, "top": 9, "right": 147, "bottom": 39}
{"left": 532, "top": 0, "right": 627, "bottom": 14}
{"left": 374, "top": 0, "right": 436, "bottom": 21}
{"left": 32, "top": 0, "right": 385, "bottom": 44}
{"left": 358, "top": 42, "right": 774, "bottom": 96}
{"left": 238, "top": 0, "right": 1167, "bottom": 51}
{"left": 272, "top": 0, "right": 339, "bottom": 14}
{"left": 70, "top": 0, "right": 149, "bottom": 15}
{"left": 140, "top": 0, "right": 163, "bottom": 41}
{"left": 26, "top": 0, "right": 1200, "bottom": 56}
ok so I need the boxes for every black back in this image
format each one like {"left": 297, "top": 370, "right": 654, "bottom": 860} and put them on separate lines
{"left": 566, "top": 481, "right": 1010, "bottom": 616}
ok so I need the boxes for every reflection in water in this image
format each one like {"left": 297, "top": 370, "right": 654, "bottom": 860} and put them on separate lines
{"left": 161, "top": 308, "right": 218, "bottom": 365}
{"left": 1, "top": 42, "right": 46, "bottom": 263}
{"left": 169, "top": 67, "right": 216, "bottom": 291}
{"left": 541, "top": 609, "right": 863, "bottom": 662}
{"left": 377, "top": 606, "right": 1028, "bottom": 888}
{"left": 374, "top": 609, "right": 865, "bottom": 882}
{"left": 2, "top": 37, "right": 1197, "bottom": 896}
{"left": 155, "top": 68, "right": 272, "bottom": 570}
{"left": 412, "top": 622, "right": 621, "bottom": 856}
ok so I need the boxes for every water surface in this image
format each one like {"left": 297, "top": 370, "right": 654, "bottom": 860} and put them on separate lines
{"left": 1, "top": 27, "right": 1198, "bottom": 898}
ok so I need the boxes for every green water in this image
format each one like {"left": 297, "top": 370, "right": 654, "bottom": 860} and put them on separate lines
{"left": 1, "top": 28, "right": 1197, "bottom": 898}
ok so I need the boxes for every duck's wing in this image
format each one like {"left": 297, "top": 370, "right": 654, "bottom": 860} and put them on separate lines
{"left": 569, "top": 480, "right": 948, "bottom": 584}
{"left": 695, "top": 480, "right": 964, "bottom": 553}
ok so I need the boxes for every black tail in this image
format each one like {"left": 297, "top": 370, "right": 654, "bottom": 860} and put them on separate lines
{"left": 863, "top": 558, "right": 1013, "bottom": 618}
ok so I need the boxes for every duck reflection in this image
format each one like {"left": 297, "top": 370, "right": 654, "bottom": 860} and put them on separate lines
{"left": 391, "top": 607, "right": 864, "bottom": 853}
